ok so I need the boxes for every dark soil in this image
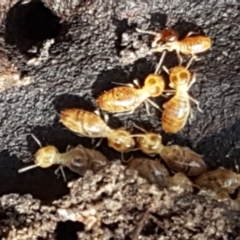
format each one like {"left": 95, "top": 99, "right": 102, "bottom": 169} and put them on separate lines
{"left": 0, "top": 0, "right": 240, "bottom": 239}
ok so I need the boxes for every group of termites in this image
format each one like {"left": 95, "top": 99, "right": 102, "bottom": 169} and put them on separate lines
{"left": 18, "top": 24, "right": 240, "bottom": 209}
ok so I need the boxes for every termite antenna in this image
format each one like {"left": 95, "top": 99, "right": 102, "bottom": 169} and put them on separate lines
{"left": 31, "top": 134, "right": 42, "bottom": 147}
{"left": 145, "top": 98, "right": 162, "bottom": 112}
{"left": 132, "top": 123, "right": 147, "bottom": 133}
{"left": 121, "top": 154, "right": 134, "bottom": 163}
{"left": 95, "top": 138, "right": 103, "bottom": 148}
{"left": 154, "top": 50, "right": 167, "bottom": 74}
{"left": 162, "top": 65, "right": 169, "bottom": 75}
{"left": 18, "top": 164, "right": 40, "bottom": 173}
{"left": 111, "top": 82, "right": 134, "bottom": 87}
{"left": 60, "top": 166, "right": 67, "bottom": 182}
{"left": 135, "top": 28, "right": 157, "bottom": 36}
{"left": 131, "top": 134, "right": 147, "bottom": 138}
{"left": 186, "top": 55, "right": 197, "bottom": 69}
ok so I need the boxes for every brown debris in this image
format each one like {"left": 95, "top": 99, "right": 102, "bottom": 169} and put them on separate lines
{"left": 119, "top": 30, "right": 152, "bottom": 65}
{"left": 0, "top": 0, "right": 19, "bottom": 24}
{"left": 27, "top": 39, "right": 55, "bottom": 66}
{"left": 0, "top": 161, "right": 240, "bottom": 239}
{"left": 0, "top": 50, "right": 32, "bottom": 92}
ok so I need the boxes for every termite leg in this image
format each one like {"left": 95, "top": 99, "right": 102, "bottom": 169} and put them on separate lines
{"left": 54, "top": 166, "right": 67, "bottom": 182}
{"left": 188, "top": 108, "right": 194, "bottom": 124}
{"left": 154, "top": 50, "right": 167, "bottom": 74}
{"left": 111, "top": 82, "right": 134, "bottom": 87}
{"left": 186, "top": 31, "right": 200, "bottom": 37}
{"left": 133, "top": 79, "right": 141, "bottom": 88}
{"left": 176, "top": 51, "right": 183, "bottom": 65}
{"left": 95, "top": 138, "right": 103, "bottom": 148}
{"left": 189, "top": 95, "right": 203, "bottom": 113}
{"left": 186, "top": 55, "right": 197, "bottom": 69}
{"left": 146, "top": 99, "right": 162, "bottom": 112}
{"left": 136, "top": 28, "right": 158, "bottom": 36}
{"left": 162, "top": 65, "right": 170, "bottom": 75}
{"left": 187, "top": 73, "right": 196, "bottom": 90}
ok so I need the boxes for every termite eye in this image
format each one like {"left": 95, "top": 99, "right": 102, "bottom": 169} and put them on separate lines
{"left": 150, "top": 136, "right": 158, "bottom": 142}
{"left": 151, "top": 86, "right": 162, "bottom": 96}
{"left": 112, "top": 141, "right": 123, "bottom": 151}
{"left": 179, "top": 72, "right": 189, "bottom": 81}
{"left": 161, "top": 29, "right": 179, "bottom": 42}
{"left": 170, "top": 75, "right": 178, "bottom": 84}
{"left": 145, "top": 75, "right": 163, "bottom": 86}
{"left": 111, "top": 140, "right": 132, "bottom": 152}
{"left": 71, "top": 158, "right": 85, "bottom": 168}
{"left": 147, "top": 77, "right": 157, "bottom": 85}
{"left": 138, "top": 136, "right": 146, "bottom": 144}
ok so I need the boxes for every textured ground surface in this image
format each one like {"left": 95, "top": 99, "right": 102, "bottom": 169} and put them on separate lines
{"left": 1, "top": 161, "right": 240, "bottom": 240}
{"left": 0, "top": 0, "right": 240, "bottom": 239}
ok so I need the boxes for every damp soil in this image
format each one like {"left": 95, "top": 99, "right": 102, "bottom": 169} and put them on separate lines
{"left": 0, "top": 0, "right": 240, "bottom": 239}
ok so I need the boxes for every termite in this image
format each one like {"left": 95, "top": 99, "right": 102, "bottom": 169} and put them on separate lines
{"left": 132, "top": 124, "right": 207, "bottom": 177}
{"left": 96, "top": 73, "right": 165, "bottom": 115}
{"left": 18, "top": 134, "right": 108, "bottom": 181}
{"left": 60, "top": 108, "right": 135, "bottom": 152}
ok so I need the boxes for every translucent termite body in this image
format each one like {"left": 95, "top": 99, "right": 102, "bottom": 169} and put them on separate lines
{"left": 194, "top": 168, "right": 240, "bottom": 210}
{"left": 126, "top": 157, "right": 193, "bottom": 190}
{"left": 137, "top": 27, "right": 212, "bottom": 69}
{"left": 162, "top": 65, "right": 202, "bottom": 133}
{"left": 167, "top": 172, "right": 193, "bottom": 190}
{"left": 136, "top": 27, "right": 179, "bottom": 48}
{"left": 194, "top": 168, "right": 240, "bottom": 194}
{"left": 127, "top": 157, "right": 169, "bottom": 188}
{"left": 152, "top": 31, "right": 212, "bottom": 61}
{"left": 96, "top": 74, "right": 165, "bottom": 114}
{"left": 60, "top": 108, "right": 135, "bottom": 152}
{"left": 19, "top": 144, "right": 108, "bottom": 177}
{"left": 133, "top": 130, "right": 207, "bottom": 177}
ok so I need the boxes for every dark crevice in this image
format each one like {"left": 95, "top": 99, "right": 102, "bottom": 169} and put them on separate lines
{"left": 54, "top": 221, "right": 84, "bottom": 240}
{"left": 5, "top": 0, "right": 61, "bottom": 52}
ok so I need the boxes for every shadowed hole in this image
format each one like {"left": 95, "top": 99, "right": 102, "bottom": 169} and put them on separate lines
{"left": 5, "top": 0, "right": 61, "bottom": 52}
{"left": 55, "top": 221, "right": 84, "bottom": 240}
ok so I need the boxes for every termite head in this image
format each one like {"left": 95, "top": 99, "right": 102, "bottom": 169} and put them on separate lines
{"left": 143, "top": 74, "right": 165, "bottom": 97}
{"left": 34, "top": 146, "right": 59, "bottom": 168}
{"left": 160, "top": 28, "right": 179, "bottom": 43}
{"left": 169, "top": 66, "right": 191, "bottom": 88}
{"left": 108, "top": 129, "right": 135, "bottom": 152}
{"left": 152, "top": 28, "right": 179, "bottom": 48}
{"left": 136, "top": 133, "right": 163, "bottom": 155}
